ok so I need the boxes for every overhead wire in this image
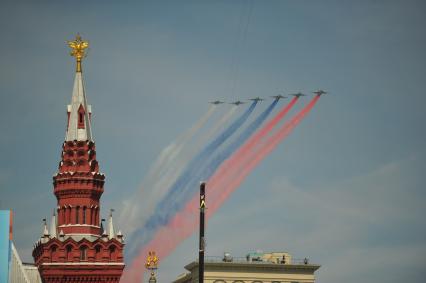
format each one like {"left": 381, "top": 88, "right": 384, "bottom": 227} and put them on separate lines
{"left": 230, "top": 0, "right": 255, "bottom": 97}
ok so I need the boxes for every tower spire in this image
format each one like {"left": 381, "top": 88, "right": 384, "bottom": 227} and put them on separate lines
{"left": 108, "top": 209, "right": 115, "bottom": 240}
{"left": 49, "top": 210, "right": 57, "bottom": 238}
{"left": 42, "top": 218, "right": 49, "bottom": 237}
{"left": 65, "top": 34, "right": 93, "bottom": 142}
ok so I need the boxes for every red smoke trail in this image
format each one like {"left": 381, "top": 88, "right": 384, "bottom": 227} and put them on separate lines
{"left": 209, "top": 97, "right": 299, "bottom": 188}
{"left": 210, "top": 95, "right": 320, "bottom": 210}
{"left": 121, "top": 96, "right": 319, "bottom": 283}
{"left": 121, "top": 197, "right": 199, "bottom": 283}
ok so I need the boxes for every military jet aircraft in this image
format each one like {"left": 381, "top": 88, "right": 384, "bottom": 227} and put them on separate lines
{"left": 313, "top": 90, "right": 327, "bottom": 96}
{"left": 230, "top": 101, "right": 245, "bottom": 106}
{"left": 249, "top": 97, "right": 264, "bottom": 102}
{"left": 209, "top": 100, "right": 225, "bottom": 105}
{"left": 271, "top": 94, "right": 287, "bottom": 100}
{"left": 290, "top": 92, "right": 306, "bottom": 98}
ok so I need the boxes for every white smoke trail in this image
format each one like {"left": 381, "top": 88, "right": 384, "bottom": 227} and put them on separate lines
{"left": 141, "top": 106, "right": 238, "bottom": 214}
{"left": 119, "top": 106, "right": 237, "bottom": 237}
{"left": 196, "top": 106, "right": 237, "bottom": 151}
{"left": 145, "top": 105, "right": 216, "bottom": 183}
{"left": 119, "top": 105, "right": 216, "bottom": 234}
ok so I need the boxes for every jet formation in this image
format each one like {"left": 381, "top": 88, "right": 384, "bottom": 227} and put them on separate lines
{"left": 210, "top": 90, "right": 326, "bottom": 105}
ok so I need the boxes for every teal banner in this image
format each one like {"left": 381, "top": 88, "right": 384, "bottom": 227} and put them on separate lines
{"left": 0, "top": 210, "right": 11, "bottom": 283}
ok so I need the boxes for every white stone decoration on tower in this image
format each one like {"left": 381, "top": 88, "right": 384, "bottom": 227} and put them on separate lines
{"left": 49, "top": 211, "right": 57, "bottom": 238}
{"left": 108, "top": 209, "right": 115, "bottom": 240}
{"left": 65, "top": 71, "right": 93, "bottom": 141}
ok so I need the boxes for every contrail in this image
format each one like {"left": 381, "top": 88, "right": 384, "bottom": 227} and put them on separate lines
{"left": 145, "top": 105, "right": 217, "bottom": 184}
{"left": 196, "top": 106, "right": 238, "bottom": 151}
{"left": 209, "top": 97, "right": 298, "bottom": 188}
{"left": 151, "top": 99, "right": 279, "bottom": 232}
{"left": 121, "top": 96, "right": 321, "bottom": 282}
{"left": 210, "top": 95, "right": 321, "bottom": 208}
{"left": 118, "top": 105, "right": 217, "bottom": 235}
{"left": 140, "top": 106, "right": 238, "bottom": 222}
{"left": 123, "top": 106, "right": 237, "bottom": 242}
{"left": 159, "top": 98, "right": 280, "bottom": 214}
{"left": 126, "top": 102, "right": 258, "bottom": 258}
{"left": 125, "top": 99, "right": 285, "bottom": 258}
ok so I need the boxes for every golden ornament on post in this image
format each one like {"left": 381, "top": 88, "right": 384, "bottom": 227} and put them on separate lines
{"left": 67, "top": 34, "right": 89, "bottom": 73}
{"left": 145, "top": 251, "right": 159, "bottom": 283}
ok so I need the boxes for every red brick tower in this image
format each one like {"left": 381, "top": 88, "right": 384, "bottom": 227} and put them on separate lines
{"left": 32, "top": 35, "right": 125, "bottom": 283}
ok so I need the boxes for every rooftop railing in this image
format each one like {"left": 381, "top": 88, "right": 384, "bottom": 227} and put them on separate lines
{"left": 203, "top": 256, "right": 313, "bottom": 265}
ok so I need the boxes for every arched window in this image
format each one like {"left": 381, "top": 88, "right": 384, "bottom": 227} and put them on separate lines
{"left": 95, "top": 245, "right": 102, "bottom": 261}
{"left": 82, "top": 207, "right": 86, "bottom": 224}
{"left": 66, "top": 245, "right": 73, "bottom": 261}
{"left": 50, "top": 246, "right": 57, "bottom": 262}
{"left": 80, "top": 246, "right": 88, "bottom": 261}
{"left": 62, "top": 207, "right": 66, "bottom": 224}
{"left": 76, "top": 206, "right": 80, "bottom": 224}
{"left": 78, "top": 105, "right": 85, "bottom": 129}
{"left": 109, "top": 246, "right": 116, "bottom": 261}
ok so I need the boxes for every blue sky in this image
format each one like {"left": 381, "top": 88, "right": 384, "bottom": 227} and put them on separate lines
{"left": 1, "top": 0, "right": 425, "bottom": 282}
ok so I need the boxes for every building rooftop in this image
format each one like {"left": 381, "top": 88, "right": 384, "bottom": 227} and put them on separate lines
{"left": 174, "top": 252, "right": 320, "bottom": 283}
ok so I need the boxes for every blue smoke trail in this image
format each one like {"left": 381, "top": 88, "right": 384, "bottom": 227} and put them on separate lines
{"left": 202, "top": 98, "right": 279, "bottom": 178}
{"left": 126, "top": 101, "right": 257, "bottom": 258}
{"left": 162, "top": 99, "right": 279, "bottom": 218}
{"left": 127, "top": 100, "right": 281, "bottom": 260}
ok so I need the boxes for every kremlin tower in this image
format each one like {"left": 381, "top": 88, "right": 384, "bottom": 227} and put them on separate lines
{"left": 32, "top": 35, "right": 125, "bottom": 282}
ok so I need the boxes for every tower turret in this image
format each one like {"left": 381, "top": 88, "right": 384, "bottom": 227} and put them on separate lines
{"left": 49, "top": 211, "right": 57, "bottom": 238}
{"left": 32, "top": 35, "right": 125, "bottom": 283}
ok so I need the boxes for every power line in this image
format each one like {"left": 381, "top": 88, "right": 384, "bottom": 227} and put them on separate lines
{"left": 230, "top": 0, "right": 255, "bottom": 97}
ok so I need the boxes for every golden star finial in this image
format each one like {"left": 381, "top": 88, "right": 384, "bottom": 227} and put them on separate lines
{"left": 67, "top": 34, "right": 89, "bottom": 73}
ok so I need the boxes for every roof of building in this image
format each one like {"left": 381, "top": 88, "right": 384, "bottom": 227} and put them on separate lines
{"left": 173, "top": 252, "right": 320, "bottom": 283}
{"left": 184, "top": 259, "right": 321, "bottom": 273}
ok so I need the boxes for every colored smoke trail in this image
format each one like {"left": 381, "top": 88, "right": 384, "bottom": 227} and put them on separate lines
{"left": 146, "top": 99, "right": 279, "bottom": 235}
{"left": 126, "top": 101, "right": 257, "bottom": 258}
{"left": 145, "top": 105, "right": 217, "bottom": 186}
{"left": 146, "top": 99, "right": 277, "bottom": 226}
{"left": 123, "top": 106, "right": 239, "bottom": 258}
{"left": 121, "top": 197, "right": 199, "bottom": 283}
{"left": 210, "top": 95, "right": 321, "bottom": 207}
{"left": 121, "top": 96, "right": 320, "bottom": 283}
{"left": 119, "top": 105, "right": 217, "bottom": 235}
{"left": 128, "top": 106, "right": 236, "bottom": 233}
{"left": 138, "top": 107, "right": 238, "bottom": 228}
{"left": 195, "top": 106, "right": 238, "bottom": 152}
{"left": 209, "top": 96, "right": 298, "bottom": 188}
{"left": 123, "top": 96, "right": 319, "bottom": 283}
